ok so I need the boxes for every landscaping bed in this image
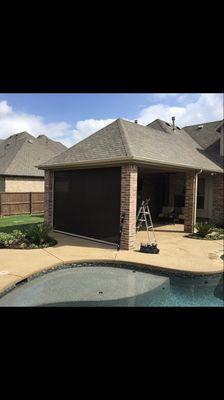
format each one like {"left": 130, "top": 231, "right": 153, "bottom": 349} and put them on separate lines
{"left": 187, "top": 222, "right": 224, "bottom": 240}
{"left": 0, "top": 222, "right": 57, "bottom": 249}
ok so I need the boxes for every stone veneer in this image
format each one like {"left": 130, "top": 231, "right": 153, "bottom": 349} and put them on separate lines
{"left": 212, "top": 173, "right": 224, "bottom": 226}
{"left": 120, "top": 164, "right": 138, "bottom": 250}
{"left": 184, "top": 172, "right": 196, "bottom": 233}
{"left": 44, "top": 170, "right": 54, "bottom": 227}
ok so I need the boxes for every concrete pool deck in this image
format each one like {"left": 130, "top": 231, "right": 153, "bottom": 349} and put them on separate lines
{"left": 0, "top": 224, "right": 223, "bottom": 295}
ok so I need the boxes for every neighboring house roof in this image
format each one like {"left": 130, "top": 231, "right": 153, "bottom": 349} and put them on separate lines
{"left": 216, "top": 121, "right": 224, "bottom": 133}
{"left": 36, "top": 134, "right": 66, "bottom": 153}
{"left": 183, "top": 120, "right": 224, "bottom": 169}
{"left": 183, "top": 120, "right": 223, "bottom": 149}
{"left": 0, "top": 131, "right": 67, "bottom": 177}
{"left": 147, "top": 119, "right": 181, "bottom": 133}
{"left": 39, "top": 119, "right": 223, "bottom": 173}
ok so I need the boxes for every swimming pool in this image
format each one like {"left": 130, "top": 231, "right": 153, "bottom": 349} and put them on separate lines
{"left": 0, "top": 263, "right": 223, "bottom": 307}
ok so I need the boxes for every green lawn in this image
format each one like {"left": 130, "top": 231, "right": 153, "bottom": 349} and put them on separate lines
{"left": 0, "top": 214, "right": 44, "bottom": 233}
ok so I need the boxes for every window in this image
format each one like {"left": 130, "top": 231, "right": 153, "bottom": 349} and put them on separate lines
{"left": 197, "top": 178, "right": 205, "bottom": 209}
{"left": 174, "top": 182, "right": 185, "bottom": 207}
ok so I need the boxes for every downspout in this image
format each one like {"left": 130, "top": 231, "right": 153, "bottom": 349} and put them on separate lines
{"left": 194, "top": 169, "right": 203, "bottom": 231}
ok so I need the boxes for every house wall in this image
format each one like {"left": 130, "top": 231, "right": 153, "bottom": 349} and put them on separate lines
{"left": 44, "top": 165, "right": 223, "bottom": 252}
{"left": 5, "top": 176, "right": 44, "bottom": 192}
{"left": 211, "top": 173, "right": 224, "bottom": 226}
{"left": 0, "top": 176, "right": 5, "bottom": 191}
{"left": 44, "top": 170, "right": 54, "bottom": 227}
{"left": 220, "top": 135, "right": 223, "bottom": 156}
{"left": 120, "top": 164, "right": 138, "bottom": 250}
{"left": 184, "top": 172, "right": 197, "bottom": 233}
{"left": 169, "top": 173, "right": 214, "bottom": 220}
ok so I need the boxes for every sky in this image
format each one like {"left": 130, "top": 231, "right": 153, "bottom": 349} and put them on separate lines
{"left": 0, "top": 93, "right": 223, "bottom": 147}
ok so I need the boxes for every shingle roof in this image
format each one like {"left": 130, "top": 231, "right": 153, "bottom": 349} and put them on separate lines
{"left": 0, "top": 132, "right": 67, "bottom": 177}
{"left": 183, "top": 120, "right": 223, "bottom": 149}
{"left": 183, "top": 120, "right": 224, "bottom": 169}
{"left": 39, "top": 119, "right": 223, "bottom": 173}
{"left": 147, "top": 119, "right": 178, "bottom": 133}
{"left": 36, "top": 134, "right": 66, "bottom": 153}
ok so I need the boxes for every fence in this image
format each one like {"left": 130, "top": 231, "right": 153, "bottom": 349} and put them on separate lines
{"left": 0, "top": 192, "right": 44, "bottom": 216}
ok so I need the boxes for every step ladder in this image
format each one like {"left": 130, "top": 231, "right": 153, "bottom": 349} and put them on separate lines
{"left": 136, "top": 198, "right": 157, "bottom": 245}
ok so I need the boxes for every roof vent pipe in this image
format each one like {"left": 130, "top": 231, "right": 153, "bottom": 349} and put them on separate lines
{"left": 171, "top": 116, "right": 176, "bottom": 131}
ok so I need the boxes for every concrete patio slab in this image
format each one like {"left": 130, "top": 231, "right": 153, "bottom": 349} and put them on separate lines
{"left": 44, "top": 233, "right": 117, "bottom": 263}
{"left": 0, "top": 274, "right": 22, "bottom": 293}
{"left": 0, "top": 248, "right": 59, "bottom": 277}
{"left": 0, "top": 224, "right": 223, "bottom": 295}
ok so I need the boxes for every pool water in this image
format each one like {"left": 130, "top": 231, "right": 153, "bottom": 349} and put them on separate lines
{"left": 145, "top": 274, "right": 223, "bottom": 307}
{"left": 0, "top": 264, "right": 223, "bottom": 307}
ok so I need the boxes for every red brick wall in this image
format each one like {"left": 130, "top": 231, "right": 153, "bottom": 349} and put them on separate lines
{"left": 184, "top": 172, "right": 196, "bottom": 233}
{"left": 120, "top": 164, "right": 138, "bottom": 250}
{"left": 212, "top": 174, "right": 224, "bottom": 226}
{"left": 44, "top": 170, "right": 53, "bottom": 228}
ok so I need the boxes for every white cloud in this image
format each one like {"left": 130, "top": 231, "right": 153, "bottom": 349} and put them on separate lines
{"left": 152, "top": 93, "right": 179, "bottom": 98}
{"left": 138, "top": 93, "right": 223, "bottom": 127}
{"left": 0, "top": 100, "right": 116, "bottom": 147}
{"left": 0, "top": 100, "right": 75, "bottom": 146}
{"left": 0, "top": 94, "right": 223, "bottom": 149}
{"left": 0, "top": 100, "right": 12, "bottom": 115}
{"left": 72, "top": 118, "right": 115, "bottom": 142}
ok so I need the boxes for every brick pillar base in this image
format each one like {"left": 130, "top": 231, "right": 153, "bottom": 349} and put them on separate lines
{"left": 120, "top": 164, "right": 138, "bottom": 250}
{"left": 212, "top": 174, "right": 224, "bottom": 226}
{"left": 184, "top": 172, "right": 196, "bottom": 233}
{"left": 44, "top": 170, "right": 53, "bottom": 228}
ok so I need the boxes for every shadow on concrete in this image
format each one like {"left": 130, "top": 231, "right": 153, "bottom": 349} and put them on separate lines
{"left": 153, "top": 228, "right": 183, "bottom": 233}
{"left": 51, "top": 232, "right": 117, "bottom": 251}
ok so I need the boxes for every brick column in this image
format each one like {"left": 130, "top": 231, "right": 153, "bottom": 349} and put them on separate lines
{"left": 44, "top": 170, "right": 54, "bottom": 228}
{"left": 184, "top": 172, "right": 197, "bottom": 233}
{"left": 120, "top": 164, "right": 138, "bottom": 250}
{"left": 212, "top": 174, "right": 224, "bottom": 226}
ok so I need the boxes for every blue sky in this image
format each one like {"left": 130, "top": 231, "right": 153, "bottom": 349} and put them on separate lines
{"left": 0, "top": 93, "right": 200, "bottom": 123}
{"left": 0, "top": 93, "right": 222, "bottom": 147}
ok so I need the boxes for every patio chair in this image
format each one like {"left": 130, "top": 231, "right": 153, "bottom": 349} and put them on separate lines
{"left": 169, "top": 208, "right": 180, "bottom": 224}
{"left": 158, "top": 206, "right": 185, "bottom": 224}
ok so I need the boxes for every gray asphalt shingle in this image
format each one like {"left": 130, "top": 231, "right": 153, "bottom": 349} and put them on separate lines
{"left": 0, "top": 132, "right": 67, "bottom": 177}
{"left": 183, "top": 120, "right": 223, "bottom": 149}
{"left": 39, "top": 118, "right": 224, "bottom": 173}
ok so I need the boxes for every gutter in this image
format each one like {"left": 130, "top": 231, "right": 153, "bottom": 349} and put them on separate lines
{"left": 194, "top": 169, "right": 203, "bottom": 231}
{"left": 37, "top": 156, "right": 223, "bottom": 174}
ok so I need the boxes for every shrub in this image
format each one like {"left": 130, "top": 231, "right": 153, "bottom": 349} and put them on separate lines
{"left": 0, "top": 224, "right": 57, "bottom": 249}
{"left": 25, "top": 223, "right": 51, "bottom": 245}
{"left": 194, "top": 222, "right": 215, "bottom": 238}
{"left": 0, "top": 230, "right": 27, "bottom": 248}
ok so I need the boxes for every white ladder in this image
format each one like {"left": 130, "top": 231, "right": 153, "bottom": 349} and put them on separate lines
{"left": 136, "top": 198, "right": 157, "bottom": 245}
